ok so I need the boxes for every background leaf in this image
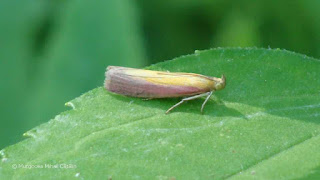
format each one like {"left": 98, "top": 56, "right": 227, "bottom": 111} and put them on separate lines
{"left": 0, "top": 0, "right": 53, "bottom": 151}
{"left": 1, "top": 48, "right": 320, "bottom": 179}
{"left": 138, "top": 0, "right": 320, "bottom": 62}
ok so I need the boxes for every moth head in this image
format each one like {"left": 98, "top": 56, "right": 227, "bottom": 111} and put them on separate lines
{"left": 213, "top": 75, "right": 226, "bottom": 91}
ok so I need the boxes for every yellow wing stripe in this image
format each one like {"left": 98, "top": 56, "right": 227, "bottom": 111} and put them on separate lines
{"left": 124, "top": 68, "right": 215, "bottom": 89}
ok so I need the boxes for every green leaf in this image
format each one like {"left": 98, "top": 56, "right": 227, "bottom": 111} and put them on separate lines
{"left": 1, "top": 48, "right": 320, "bottom": 179}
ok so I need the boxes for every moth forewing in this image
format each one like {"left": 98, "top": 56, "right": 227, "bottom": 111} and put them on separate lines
{"left": 105, "top": 66, "right": 226, "bottom": 113}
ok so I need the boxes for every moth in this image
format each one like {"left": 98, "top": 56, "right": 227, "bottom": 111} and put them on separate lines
{"left": 104, "top": 66, "right": 226, "bottom": 114}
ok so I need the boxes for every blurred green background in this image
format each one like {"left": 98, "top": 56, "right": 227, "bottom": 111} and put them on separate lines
{"left": 1, "top": 0, "right": 320, "bottom": 149}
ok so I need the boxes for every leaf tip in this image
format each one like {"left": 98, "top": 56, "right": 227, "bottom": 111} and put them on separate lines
{"left": 23, "top": 129, "right": 38, "bottom": 138}
{"left": 65, "top": 102, "right": 76, "bottom": 110}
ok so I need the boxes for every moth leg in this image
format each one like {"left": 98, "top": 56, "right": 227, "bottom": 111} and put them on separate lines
{"left": 166, "top": 92, "right": 211, "bottom": 114}
{"left": 201, "top": 91, "right": 214, "bottom": 113}
{"left": 165, "top": 101, "right": 185, "bottom": 114}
